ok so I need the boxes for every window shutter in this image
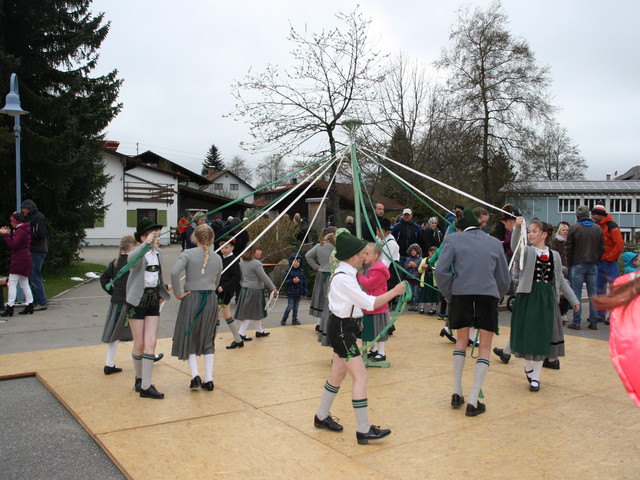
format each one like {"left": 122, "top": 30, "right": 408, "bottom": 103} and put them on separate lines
{"left": 158, "top": 210, "right": 167, "bottom": 226}
{"left": 95, "top": 216, "right": 105, "bottom": 228}
{"left": 127, "top": 210, "right": 137, "bottom": 227}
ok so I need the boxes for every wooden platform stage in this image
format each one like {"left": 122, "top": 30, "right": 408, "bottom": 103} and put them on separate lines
{"left": 1, "top": 315, "right": 638, "bottom": 479}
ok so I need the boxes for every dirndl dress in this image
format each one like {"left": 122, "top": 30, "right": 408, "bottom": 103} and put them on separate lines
{"left": 171, "top": 290, "right": 219, "bottom": 360}
{"left": 361, "top": 312, "right": 389, "bottom": 343}
{"left": 101, "top": 302, "right": 133, "bottom": 343}
{"left": 309, "top": 272, "right": 330, "bottom": 318}
{"left": 418, "top": 271, "right": 439, "bottom": 303}
{"left": 234, "top": 287, "right": 267, "bottom": 320}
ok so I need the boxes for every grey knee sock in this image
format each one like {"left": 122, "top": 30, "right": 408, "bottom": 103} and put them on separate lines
{"left": 316, "top": 381, "right": 339, "bottom": 420}
{"left": 468, "top": 358, "right": 490, "bottom": 407}
{"left": 353, "top": 398, "right": 371, "bottom": 433}
{"left": 141, "top": 353, "right": 155, "bottom": 390}
{"left": 131, "top": 352, "right": 143, "bottom": 379}
{"left": 453, "top": 349, "right": 466, "bottom": 395}
{"left": 225, "top": 316, "right": 241, "bottom": 342}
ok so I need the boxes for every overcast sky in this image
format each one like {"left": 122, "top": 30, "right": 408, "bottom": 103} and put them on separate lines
{"left": 90, "top": 0, "right": 639, "bottom": 182}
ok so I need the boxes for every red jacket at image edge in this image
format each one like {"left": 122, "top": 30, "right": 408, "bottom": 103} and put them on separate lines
{"left": 596, "top": 214, "right": 624, "bottom": 263}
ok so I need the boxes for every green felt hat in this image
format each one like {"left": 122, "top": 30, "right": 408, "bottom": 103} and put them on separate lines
{"left": 335, "top": 232, "right": 368, "bottom": 261}
{"left": 135, "top": 219, "right": 163, "bottom": 242}
{"left": 455, "top": 208, "right": 480, "bottom": 231}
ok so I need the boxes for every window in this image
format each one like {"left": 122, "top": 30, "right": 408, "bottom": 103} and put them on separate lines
{"left": 214, "top": 183, "right": 224, "bottom": 190}
{"left": 137, "top": 209, "right": 157, "bottom": 225}
{"left": 619, "top": 228, "right": 632, "bottom": 243}
{"left": 609, "top": 198, "right": 632, "bottom": 213}
{"left": 558, "top": 197, "right": 580, "bottom": 213}
{"left": 230, "top": 183, "right": 239, "bottom": 191}
{"left": 583, "top": 198, "right": 606, "bottom": 211}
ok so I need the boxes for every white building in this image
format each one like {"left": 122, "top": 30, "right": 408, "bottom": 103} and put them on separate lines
{"left": 204, "top": 169, "right": 255, "bottom": 204}
{"left": 84, "top": 149, "right": 181, "bottom": 246}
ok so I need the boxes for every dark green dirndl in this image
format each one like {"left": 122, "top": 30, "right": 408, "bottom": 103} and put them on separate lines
{"left": 361, "top": 314, "right": 374, "bottom": 342}
{"left": 418, "top": 271, "right": 439, "bottom": 303}
{"left": 510, "top": 280, "right": 555, "bottom": 358}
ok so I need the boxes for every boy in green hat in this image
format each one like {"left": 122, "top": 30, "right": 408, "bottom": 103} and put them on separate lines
{"left": 314, "top": 232, "right": 405, "bottom": 444}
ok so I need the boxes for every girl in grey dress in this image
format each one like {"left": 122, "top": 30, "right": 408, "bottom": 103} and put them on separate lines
{"left": 306, "top": 228, "right": 336, "bottom": 327}
{"left": 171, "top": 224, "right": 223, "bottom": 391}
{"left": 235, "top": 243, "right": 278, "bottom": 339}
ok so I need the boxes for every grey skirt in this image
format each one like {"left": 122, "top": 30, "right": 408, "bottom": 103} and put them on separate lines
{"left": 368, "top": 312, "right": 390, "bottom": 343}
{"left": 234, "top": 287, "right": 267, "bottom": 321}
{"left": 309, "top": 272, "right": 330, "bottom": 318}
{"left": 101, "top": 302, "right": 133, "bottom": 343}
{"left": 171, "top": 291, "right": 219, "bottom": 360}
{"left": 317, "top": 305, "right": 331, "bottom": 346}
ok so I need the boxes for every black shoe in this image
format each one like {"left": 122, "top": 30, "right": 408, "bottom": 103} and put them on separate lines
{"left": 134, "top": 377, "right": 142, "bottom": 392}
{"left": 140, "top": 384, "right": 164, "bottom": 399}
{"left": 587, "top": 323, "right": 598, "bottom": 330}
{"left": 543, "top": 358, "right": 560, "bottom": 370}
{"left": 388, "top": 325, "right": 395, "bottom": 335}
{"left": 226, "top": 340, "right": 244, "bottom": 349}
{"left": 493, "top": 347, "right": 511, "bottom": 364}
{"left": 356, "top": 425, "right": 391, "bottom": 444}
{"left": 524, "top": 368, "right": 533, "bottom": 383}
{"left": 239, "top": 334, "right": 252, "bottom": 342}
{"left": 190, "top": 375, "right": 202, "bottom": 390}
{"left": 451, "top": 393, "right": 465, "bottom": 408}
{"left": 427, "top": 308, "right": 437, "bottom": 315}
{"left": 18, "top": 303, "right": 34, "bottom": 315}
{"left": 103, "top": 365, "right": 122, "bottom": 375}
{"left": 367, "top": 350, "right": 378, "bottom": 358}
{"left": 201, "top": 380, "right": 214, "bottom": 391}
{"left": 314, "top": 414, "right": 343, "bottom": 431}
{"left": 468, "top": 339, "right": 479, "bottom": 347}
{"left": 154, "top": 353, "right": 164, "bottom": 362}
{"left": 372, "top": 353, "right": 386, "bottom": 361}
{"left": 439, "top": 328, "right": 456, "bottom": 344}
{"left": 530, "top": 379, "right": 540, "bottom": 392}
{"left": 292, "top": 319, "right": 301, "bottom": 325}
{"left": 465, "top": 401, "right": 486, "bottom": 417}
{"left": 315, "top": 325, "right": 321, "bottom": 332}
{"left": 255, "top": 331, "right": 270, "bottom": 337}
{"left": 281, "top": 318, "right": 287, "bottom": 325}
{"left": 0, "top": 305, "right": 14, "bottom": 317}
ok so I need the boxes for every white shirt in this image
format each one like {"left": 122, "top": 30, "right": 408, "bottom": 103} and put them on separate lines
{"left": 144, "top": 250, "right": 160, "bottom": 287}
{"left": 328, "top": 262, "right": 375, "bottom": 318}
{"left": 380, "top": 233, "right": 400, "bottom": 267}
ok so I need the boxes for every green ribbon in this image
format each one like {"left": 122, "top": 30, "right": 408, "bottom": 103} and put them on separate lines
{"left": 184, "top": 290, "right": 211, "bottom": 337}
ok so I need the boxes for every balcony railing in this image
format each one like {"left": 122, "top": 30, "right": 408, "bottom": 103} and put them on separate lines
{"left": 124, "top": 181, "right": 175, "bottom": 204}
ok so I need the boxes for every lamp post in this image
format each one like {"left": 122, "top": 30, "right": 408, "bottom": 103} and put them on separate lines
{"left": 0, "top": 73, "right": 29, "bottom": 211}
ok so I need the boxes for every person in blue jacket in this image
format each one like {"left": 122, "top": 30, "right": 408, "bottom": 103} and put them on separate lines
{"left": 281, "top": 253, "right": 308, "bottom": 325}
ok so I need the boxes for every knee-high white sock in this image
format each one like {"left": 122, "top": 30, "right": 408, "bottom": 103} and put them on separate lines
{"left": 131, "top": 352, "right": 142, "bottom": 379}
{"left": 238, "top": 319, "right": 250, "bottom": 336}
{"left": 188, "top": 354, "right": 199, "bottom": 378}
{"left": 468, "top": 358, "right": 490, "bottom": 407}
{"left": 377, "top": 341, "right": 385, "bottom": 356}
{"left": 253, "top": 320, "right": 264, "bottom": 333}
{"left": 531, "top": 360, "right": 543, "bottom": 382}
{"left": 524, "top": 358, "right": 533, "bottom": 372}
{"left": 225, "top": 316, "right": 242, "bottom": 342}
{"left": 353, "top": 398, "right": 371, "bottom": 433}
{"left": 316, "top": 381, "right": 340, "bottom": 420}
{"left": 204, "top": 354, "right": 214, "bottom": 383}
{"left": 106, "top": 341, "right": 118, "bottom": 367}
{"left": 503, "top": 340, "right": 512, "bottom": 355}
{"left": 453, "top": 349, "right": 466, "bottom": 396}
{"left": 141, "top": 353, "right": 155, "bottom": 390}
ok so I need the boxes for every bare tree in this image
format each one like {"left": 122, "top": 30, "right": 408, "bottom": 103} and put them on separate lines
{"left": 229, "top": 8, "right": 386, "bottom": 225}
{"left": 255, "top": 153, "right": 289, "bottom": 188}
{"left": 521, "top": 120, "right": 586, "bottom": 180}
{"left": 227, "top": 154, "right": 252, "bottom": 182}
{"left": 436, "top": 1, "right": 554, "bottom": 202}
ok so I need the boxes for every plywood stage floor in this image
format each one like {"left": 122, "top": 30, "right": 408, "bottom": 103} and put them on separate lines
{"left": 1, "top": 315, "right": 638, "bottom": 479}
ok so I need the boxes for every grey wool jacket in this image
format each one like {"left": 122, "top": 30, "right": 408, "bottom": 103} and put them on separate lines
{"left": 434, "top": 228, "right": 511, "bottom": 302}
{"left": 125, "top": 243, "right": 171, "bottom": 306}
{"left": 510, "top": 226, "right": 579, "bottom": 306}
{"left": 170, "top": 246, "right": 223, "bottom": 297}
{"left": 240, "top": 258, "right": 276, "bottom": 291}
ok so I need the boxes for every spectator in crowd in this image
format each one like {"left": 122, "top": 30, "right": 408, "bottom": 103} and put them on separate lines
{"left": 362, "top": 202, "right": 385, "bottom": 242}
{"left": 177, "top": 214, "right": 189, "bottom": 251}
{"left": 551, "top": 221, "right": 570, "bottom": 267}
{"left": 391, "top": 208, "right": 424, "bottom": 261}
{"left": 21, "top": 199, "right": 48, "bottom": 310}
{"left": 422, "top": 217, "right": 443, "bottom": 251}
{"left": 622, "top": 252, "right": 639, "bottom": 274}
{"left": 473, "top": 207, "right": 490, "bottom": 233}
{"left": 498, "top": 204, "right": 519, "bottom": 265}
{"left": 345, "top": 215, "right": 357, "bottom": 236}
{"left": 0, "top": 213, "right": 34, "bottom": 317}
{"left": 565, "top": 205, "right": 604, "bottom": 330}
{"left": 590, "top": 204, "right": 624, "bottom": 324}
{"left": 211, "top": 215, "right": 224, "bottom": 241}
{"left": 185, "top": 212, "right": 207, "bottom": 250}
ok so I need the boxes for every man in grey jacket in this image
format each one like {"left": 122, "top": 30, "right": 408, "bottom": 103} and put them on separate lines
{"left": 565, "top": 205, "right": 604, "bottom": 330}
{"left": 434, "top": 208, "right": 510, "bottom": 417}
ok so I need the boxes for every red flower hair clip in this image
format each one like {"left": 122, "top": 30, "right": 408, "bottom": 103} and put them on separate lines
{"left": 539, "top": 254, "right": 549, "bottom": 262}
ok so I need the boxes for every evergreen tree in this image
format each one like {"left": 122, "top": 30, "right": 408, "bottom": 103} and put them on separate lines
{"left": 201, "top": 144, "right": 225, "bottom": 175}
{"left": 0, "top": 0, "right": 122, "bottom": 267}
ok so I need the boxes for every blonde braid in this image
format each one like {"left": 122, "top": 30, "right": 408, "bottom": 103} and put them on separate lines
{"left": 118, "top": 234, "right": 137, "bottom": 258}
{"left": 194, "top": 224, "right": 214, "bottom": 274}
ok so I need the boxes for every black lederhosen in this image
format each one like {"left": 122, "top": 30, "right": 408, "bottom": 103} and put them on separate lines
{"left": 219, "top": 290, "right": 235, "bottom": 306}
{"left": 127, "top": 287, "right": 160, "bottom": 320}
{"left": 448, "top": 295, "right": 499, "bottom": 333}
{"left": 328, "top": 313, "right": 362, "bottom": 359}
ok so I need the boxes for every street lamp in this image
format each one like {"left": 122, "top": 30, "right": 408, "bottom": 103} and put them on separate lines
{"left": 0, "top": 73, "right": 29, "bottom": 211}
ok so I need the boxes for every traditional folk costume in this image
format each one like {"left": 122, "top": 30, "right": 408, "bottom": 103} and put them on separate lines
{"left": 509, "top": 225, "right": 579, "bottom": 390}
{"left": 235, "top": 257, "right": 277, "bottom": 338}
{"left": 358, "top": 260, "right": 390, "bottom": 361}
{"left": 171, "top": 245, "right": 223, "bottom": 390}
{"left": 217, "top": 248, "right": 244, "bottom": 348}
{"left": 306, "top": 242, "right": 335, "bottom": 318}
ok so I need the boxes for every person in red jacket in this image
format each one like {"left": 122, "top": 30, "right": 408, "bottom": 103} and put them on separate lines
{"left": 591, "top": 204, "right": 624, "bottom": 324}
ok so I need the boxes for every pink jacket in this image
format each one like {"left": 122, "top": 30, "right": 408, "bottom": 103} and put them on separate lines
{"left": 357, "top": 260, "right": 390, "bottom": 314}
{"left": 2, "top": 222, "right": 32, "bottom": 277}
{"left": 609, "top": 272, "right": 640, "bottom": 408}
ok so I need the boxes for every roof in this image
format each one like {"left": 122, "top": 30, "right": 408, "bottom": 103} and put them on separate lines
{"left": 136, "top": 150, "right": 209, "bottom": 185}
{"left": 205, "top": 169, "right": 255, "bottom": 190}
{"left": 507, "top": 180, "right": 640, "bottom": 194}
{"left": 615, "top": 166, "right": 640, "bottom": 181}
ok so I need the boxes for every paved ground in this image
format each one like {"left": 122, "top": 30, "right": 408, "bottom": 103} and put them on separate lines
{"left": 0, "top": 244, "right": 615, "bottom": 479}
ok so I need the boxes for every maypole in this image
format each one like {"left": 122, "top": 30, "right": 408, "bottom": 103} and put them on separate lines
{"left": 343, "top": 119, "right": 363, "bottom": 239}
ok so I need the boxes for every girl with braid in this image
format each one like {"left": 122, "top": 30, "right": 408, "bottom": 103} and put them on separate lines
{"left": 171, "top": 224, "right": 223, "bottom": 391}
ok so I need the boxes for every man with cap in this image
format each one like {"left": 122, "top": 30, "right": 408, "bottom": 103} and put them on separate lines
{"left": 313, "top": 232, "right": 405, "bottom": 444}
{"left": 591, "top": 204, "right": 624, "bottom": 324}
{"left": 391, "top": 208, "right": 425, "bottom": 264}
{"left": 125, "top": 220, "right": 172, "bottom": 399}
{"left": 434, "top": 207, "right": 511, "bottom": 417}
{"left": 565, "top": 205, "right": 604, "bottom": 330}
